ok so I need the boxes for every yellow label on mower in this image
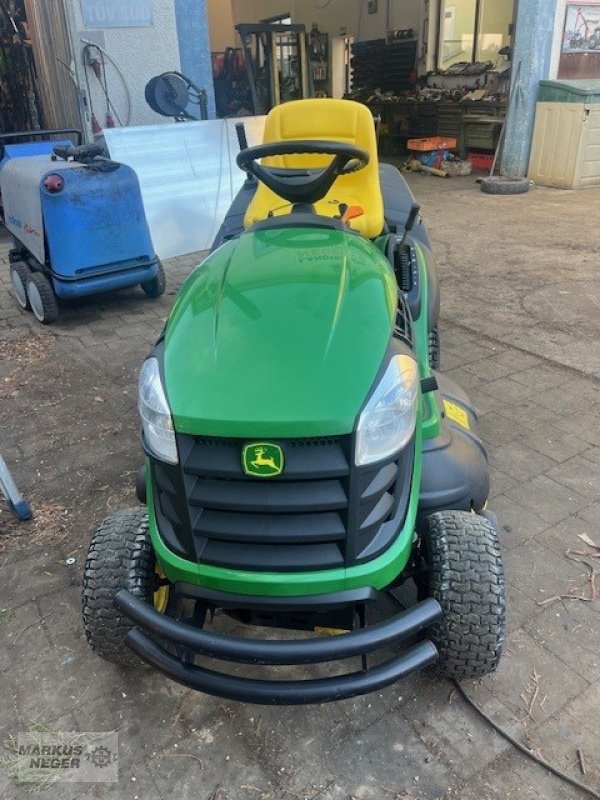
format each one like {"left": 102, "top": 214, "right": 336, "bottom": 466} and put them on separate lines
{"left": 443, "top": 400, "right": 470, "bottom": 430}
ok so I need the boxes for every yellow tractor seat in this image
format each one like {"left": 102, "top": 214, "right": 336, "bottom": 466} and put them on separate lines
{"left": 244, "top": 99, "right": 385, "bottom": 240}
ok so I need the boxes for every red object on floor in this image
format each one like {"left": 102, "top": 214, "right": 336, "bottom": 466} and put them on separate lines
{"left": 467, "top": 152, "right": 494, "bottom": 170}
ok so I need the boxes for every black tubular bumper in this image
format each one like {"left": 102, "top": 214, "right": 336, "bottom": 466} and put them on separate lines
{"left": 114, "top": 590, "right": 442, "bottom": 705}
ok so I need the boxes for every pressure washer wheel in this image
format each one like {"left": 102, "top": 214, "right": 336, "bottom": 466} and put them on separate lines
{"left": 141, "top": 262, "right": 166, "bottom": 299}
{"left": 82, "top": 507, "right": 170, "bottom": 666}
{"left": 422, "top": 510, "right": 505, "bottom": 679}
{"left": 26, "top": 272, "right": 59, "bottom": 324}
{"left": 10, "top": 262, "right": 31, "bottom": 310}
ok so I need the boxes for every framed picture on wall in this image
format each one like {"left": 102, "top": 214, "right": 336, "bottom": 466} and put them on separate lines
{"left": 562, "top": 4, "right": 600, "bottom": 52}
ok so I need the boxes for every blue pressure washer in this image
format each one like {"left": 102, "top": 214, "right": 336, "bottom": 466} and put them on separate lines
{"left": 1, "top": 130, "right": 164, "bottom": 324}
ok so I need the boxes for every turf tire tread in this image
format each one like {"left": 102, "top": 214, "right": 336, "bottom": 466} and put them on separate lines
{"left": 82, "top": 507, "right": 154, "bottom": 667}
{"left": 426, "top": 510, "right": 505, "bottom": 679}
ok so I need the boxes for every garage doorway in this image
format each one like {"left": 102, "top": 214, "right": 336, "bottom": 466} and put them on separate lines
{"left": 0, "top": 0, "right": 80, "bottom": 134}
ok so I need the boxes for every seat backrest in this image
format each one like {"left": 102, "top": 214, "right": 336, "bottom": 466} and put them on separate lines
{"left": 244, "top": 98, "right": 385, "bottom": 239}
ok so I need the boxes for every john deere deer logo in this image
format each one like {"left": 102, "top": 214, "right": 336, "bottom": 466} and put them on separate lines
{"left": 242, "top": 443, "right": 284, "bottom": 477}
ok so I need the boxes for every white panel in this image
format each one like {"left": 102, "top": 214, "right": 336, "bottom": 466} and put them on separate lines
{"left": 103, "top": 117, "right": 266, "bottom": 259}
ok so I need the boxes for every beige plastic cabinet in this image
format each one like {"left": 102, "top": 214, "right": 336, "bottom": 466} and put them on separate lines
{"left": 529, "top": 80, "right": 600, "bottom": 189}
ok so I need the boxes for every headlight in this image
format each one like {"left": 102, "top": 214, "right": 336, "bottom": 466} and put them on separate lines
{"left": 355, "top": 355, "right": 419, "bottom": 466}
{"left": 138, "top": 358, "right": 178, "bottom": 464}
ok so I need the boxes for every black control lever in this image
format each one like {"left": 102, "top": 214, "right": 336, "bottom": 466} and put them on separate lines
{"left": 235, "top": 122, "right": 256, "bottom": 186}
{"left": 235, "top": 122, "right": 248, "bottom": 152}
{"left": 400, "top": 202, "right": 420, "bottom": 247}
{"left": 393, "top": 202, "right": 421, "bottom": 292}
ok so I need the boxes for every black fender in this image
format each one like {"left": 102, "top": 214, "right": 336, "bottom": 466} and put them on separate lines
{"left": 421, "top": 244, "right": 440, "bottom": 331}
{"left": 417, "top": 373, "right": 490, "bottom": 526}
{"left": 379, "top": 162, "right": 431, "bottom": 249}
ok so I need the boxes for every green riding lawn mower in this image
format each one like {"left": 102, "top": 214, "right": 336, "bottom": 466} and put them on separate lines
{"left": 82, "top": 99, "right": 504, "bottom": 705}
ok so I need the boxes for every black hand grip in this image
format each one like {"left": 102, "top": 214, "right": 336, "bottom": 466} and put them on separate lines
{"left": 405, "top": 203, "right": 421, "bottom": 234}
{"left": 53, "top": 145, "right": 73, "bottom": 160}
{"left": 235, "top": 123, "right": 248, "bottom": 152}
{"left": 76, "top": 143, "right": 105, "bottom": 159}
{"left": 53, "top": 143, "right": 106, "bottom": 162}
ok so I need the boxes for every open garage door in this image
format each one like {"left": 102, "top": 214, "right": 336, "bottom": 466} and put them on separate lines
{"left": 23, "top": 0, "right": 81, "bottom": 130}
{"left": 0, "top": 0, "right": 41, "bottom": 131}
{"left": 0, "top": 0, "right": 80, "bottom": 132}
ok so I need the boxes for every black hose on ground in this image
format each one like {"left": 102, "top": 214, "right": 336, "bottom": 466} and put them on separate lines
{"left": 454, "top": 681, "right": 600, "bottom": 800}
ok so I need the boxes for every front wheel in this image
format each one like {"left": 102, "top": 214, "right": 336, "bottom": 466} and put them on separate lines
{"left": 26, "top": 271, "right": 59, "bottom": 324}
{"left": 423, "top": 510, "right": 505, "bottom": 679}
{"left": 10, "top": 262, "right": 31, "bottom": 310}
{"left": 82, "top": 507, "right": 169, "bottom": 666}
{"left": 141, "top": 262, "right": 166, "bottom": 299}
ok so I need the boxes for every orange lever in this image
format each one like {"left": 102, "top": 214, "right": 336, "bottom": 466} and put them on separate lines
{"left": 341, "top": 205, "right": 365, "bottom": 224}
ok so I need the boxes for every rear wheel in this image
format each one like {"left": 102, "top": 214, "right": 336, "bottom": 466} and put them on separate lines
{"left": 423, "top": 510, "right": 505, "bottom": 679}
{"left": 10, "top": 262, "right": 31, "bottom": 310}
{"left": 141, "top": 262, "right": 166, "bottom": 299}
{"left": 82, "top": 507, "right": 169, "bottom": 666}
{"left": 26, "top": 272, "right": 59, "bottom": 324}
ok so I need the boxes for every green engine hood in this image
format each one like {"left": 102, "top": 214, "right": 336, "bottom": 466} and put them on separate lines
{"left": 164, "top": 226, "right": 397, "bottom": 438}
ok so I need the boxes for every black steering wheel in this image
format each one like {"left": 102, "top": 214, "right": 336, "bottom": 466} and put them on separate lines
{"left": 236, "top": 140, "right": 369, "bottom": 206}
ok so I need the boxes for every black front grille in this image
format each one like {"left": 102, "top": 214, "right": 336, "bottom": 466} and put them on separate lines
{"left": 180, "top": 435, "right": 349, "bottom": 571}
{"left": 151, "top": 434, "right": 414, "bottom": 572}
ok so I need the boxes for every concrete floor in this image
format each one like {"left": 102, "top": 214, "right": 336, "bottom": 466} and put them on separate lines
{"left": 0, "top": 173, "right": 599, "bottom": 800}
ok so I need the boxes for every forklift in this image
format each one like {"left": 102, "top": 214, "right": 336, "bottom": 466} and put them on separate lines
{"left": 235, "top": 22, "right": 313, "bottom": 115}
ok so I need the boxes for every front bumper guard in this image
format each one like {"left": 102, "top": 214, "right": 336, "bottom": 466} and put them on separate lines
{"left": 114, "top": 590, "right": 442, "bottom": 705}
